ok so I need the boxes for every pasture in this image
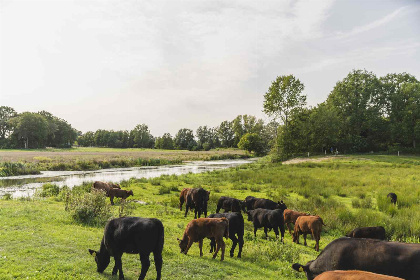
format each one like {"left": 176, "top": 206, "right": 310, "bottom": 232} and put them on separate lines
{"left": 0, "top": 155, "right": 418, "bottom": 279}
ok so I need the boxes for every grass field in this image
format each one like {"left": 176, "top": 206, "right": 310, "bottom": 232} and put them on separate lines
{"left": 0, "top": 147, "right": 248, "bottom": 176}
{"left": 0, "top": 155, "right": 418, "bottom": 279}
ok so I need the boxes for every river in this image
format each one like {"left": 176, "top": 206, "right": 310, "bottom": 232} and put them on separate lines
{"left": 0, "top": 158, "right": 256, "bottom": 198}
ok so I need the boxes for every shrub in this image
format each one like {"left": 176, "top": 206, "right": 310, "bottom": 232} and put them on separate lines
{"left": 37, "top": 183, "right": 60, "bottom": 197}
{"left": 157, "top": 184, "right": 178, "bottom": 195}
{"left": 118, "top": 199, "right": 136, "bottom": 217}
{"left": 65, "top": 190, "right": 112, "bottom": 226}
{"left": 2, "top": 193, "right": 12, "bottom": 200}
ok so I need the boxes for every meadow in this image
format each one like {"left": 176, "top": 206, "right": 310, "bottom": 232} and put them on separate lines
{"left": 0, "top": 154, "right": 419, "bottom": 279}
{"left": 0, "top": 147, "right": 247, "bottom": 176}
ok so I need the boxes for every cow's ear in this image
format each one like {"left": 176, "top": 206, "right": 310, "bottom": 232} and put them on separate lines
{"left": 176, "top": 238, "right": 181, "bottom": 244}
{"left": 88, "top": 249, "right": 96, "bottom": 256}
{"left": 291, "top": 263, "right": 307, "bottom": 272}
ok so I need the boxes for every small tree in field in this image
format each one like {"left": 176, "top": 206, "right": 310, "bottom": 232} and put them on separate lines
{"left": 238, "top": 133, "right": 265, "bottom": 156}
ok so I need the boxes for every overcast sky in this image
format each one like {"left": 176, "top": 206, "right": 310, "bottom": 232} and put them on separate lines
{"left": 1, "top": 0, "right": 419, "bottom": 136}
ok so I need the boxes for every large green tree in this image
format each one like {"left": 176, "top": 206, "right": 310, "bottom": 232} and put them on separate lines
{"left": 9, "top": 112, "right": 48, "bottom": 148}
{"left": 0, "top": 106, "right": 17, "bottom": 140}
{"left": 174, "top": 128, "right": 196, "bottom": 150}
{"left": 131, "top": 124, "right": 155, "bottom": 148}
{"left": 155, "top": 133, "right": 175, "bottom": 150}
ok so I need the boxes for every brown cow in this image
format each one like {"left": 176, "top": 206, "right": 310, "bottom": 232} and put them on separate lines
{"left": 108, "top": 188, "right": 133, "bottom": 205}
{"left": 184, "top": 188, "right": 210, "bottom": 219}
{"left": 179, "top": 188, "right": 191, "bottom": 211}
{"left": 92, "top": 181, "right": 121, "bottom": 195}
{"left": 313, "top": 270, "right": 404, "bottom": 280}
{"left": 293, "top": 215, "right": 325, "bottom": 252}
{"left": 177, "top": 217, "right": 229, "bottom": 261}
{"left": 283, "top": 209, "right": 310, "bottom": 234}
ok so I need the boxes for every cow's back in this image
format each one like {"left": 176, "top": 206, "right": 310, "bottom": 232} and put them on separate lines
{"left": 308, "top": 238, "right": 420, "bottom": 280}
{"left": 185, "top": 218, "right": 228, "bottom": 241}
{"left": 314, "top": 270, "right": 404, "bottom": 280}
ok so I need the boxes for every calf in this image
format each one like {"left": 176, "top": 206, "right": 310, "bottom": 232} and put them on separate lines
{"left": 292, "top": 237, "right": 420, "bottom": 280}
{"left": 387, "top": 193, "right": 397, "bottom": 205}
{"left": 244, "top": 196, "right": 257, "bottom": 211}
{"left": 313, "top": 270, "right": 404, "bottom": 280}
{"left": 208, "top": 212, "right": 244, "bottom": 258}
{"left": 108, "top": 188, "right": 133, "bottom": 205}
{"left": 93, "top": 181, "right": 121, "bottom": 195}
{"left": 254, "top": 198, "right": 287, "bottom": 211}
{"left": 88, "top": 217, "right": 164, "bottom": 280}
{"left": 283, "top": 209, "right": 310, "bottom": 234}
{"left": 179, "top": 188, "right": 191, "bottom": 211}
{"left": 184, "top": 188, "right": 210, "bottom": 219}
{"left": 346, "top": 226, "right": 386, "bottom": 240}
{"left": 216, "top": 196, "right": 246, "bottom": 213}
{"left": 177, "top": 217, "right": 229, "bottom": 261}
{"left": 293, "top": 215, "right": 325, "bottom": 252}
{"left": 247, "top": 208, "right": 285, "bottom": 242}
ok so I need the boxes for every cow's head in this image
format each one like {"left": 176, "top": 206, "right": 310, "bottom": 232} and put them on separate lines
{"left": 111, "top": 183, "right": 121, "bottom": 189}
{"left": 89, "top": 249, "right": 110, "bottom": 273}
{"left": 177, "top": 237, "right": 188, "bottom": 254}
{"left": 292, "top": 230, "right": 298, "bottom": 242}
{"left": 292, "top": 262, "right": 315, "bottom": 280}
{"left": 246, "top": 210, "right": 254, "bottom": 222}
{"left": 240, "top": 201, "right": 247, "bottom": 212}
{"left": 276, "top": 200, "right": 287, "bottom": 211}
{"left": 127, "top": 190, "right": 134, "bottom": 196}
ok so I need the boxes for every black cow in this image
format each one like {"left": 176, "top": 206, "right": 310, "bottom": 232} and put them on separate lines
{"left": 244, "top": 196, "right": 257, "bottom": 211}
{"left": 184, "top": 188, "right": 210, "bottom": 219}
{"left": 247, "top": 208, "right": 285, "bottom": 243}
{"left": 216, "top": 196, "right": 246, "bottom": 213}
{"left": 208, "top": 212, "right": 244, "bottom": 258}
{"left": 387, "top": 192, "right": 397, "bottom": 205}
{"left": 346, "top": 226, "right": 386, "bottom": 240}
{"left": 292, "top": 237, "right": 420, "bottom": 280}
{"left": 89, "top": 217, "right": 164, "bottom": 280}
{"left": 254, "top": 198, "right": 287, "bottom": 211}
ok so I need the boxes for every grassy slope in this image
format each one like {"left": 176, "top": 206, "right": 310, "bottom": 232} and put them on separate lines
{"left": 0, "top": 155, "right": 418, "bottom": 279}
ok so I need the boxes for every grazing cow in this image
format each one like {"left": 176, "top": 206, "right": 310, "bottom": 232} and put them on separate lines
{"left": 283, "top": 209, "right": 310, "bottom": 234}
{"left": 216, "top": 196, "right": 246, "bottom": 213}
{"left": 184, "top": 188, "right": 210, "bottom": 219}
{"left": 179, "top": 188, "right": 191, "bottom": 211}
{"left": 93, "top": 181, "right": 121, "bottom": 195}
{"left": 253, "top": 198, "right": 287, "bottom": 211}
{"left": 313, "top": 270, "right": 404, "bottom": 280}
{"left": 387, "top": 193, "right": 397, "bottom": 205}
{"left": 108, "top": 188, "right": 133, "bottom": 205}
{"left": 208, "top": 212, "right": 244, "bottom": 258}
{"left": 88, "top": 217, "right": 164, "bottom": 280}
{"left": 177, "top": 217, "right": 229, "bottom": 261}
{"left": 346, "top": 226, "right": 386, "bottom": 240}
{"left": 247, "top": 208, "right": 285, "bottom": 242}
{"left": 292, "top": 237, "right": 420, "bottom": 280}
{"left": 293, "top": 215, "right": 325, "bottom": 252}
{"left": 244, "top": 196, "right": 257, "bottom": 211}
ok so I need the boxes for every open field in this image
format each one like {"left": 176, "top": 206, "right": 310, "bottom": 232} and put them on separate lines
{"left": 0, "top": 147, "right": 248, "bottom": 176}
{"left": 0, "top": 155, "right": 419, "bottom": 279}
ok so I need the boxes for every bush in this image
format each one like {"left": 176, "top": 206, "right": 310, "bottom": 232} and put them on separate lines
{"left": 37, "top": 183, "right": 60, "bottom": 197}
{"left": 65, "top": 190, "right": 112, "bottom": 226}
{"left": 157, "top": 184, "right": 179, "bottom": 195}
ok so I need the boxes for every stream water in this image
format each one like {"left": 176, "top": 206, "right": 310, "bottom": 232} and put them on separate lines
{"left": 0, "top": 159, "right": 256, "bottom": 198}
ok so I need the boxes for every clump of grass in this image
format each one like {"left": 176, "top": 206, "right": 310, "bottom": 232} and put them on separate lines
{"left": 118, "top": 199, "right": 136, "bottom": 217}
{"left": 157, "top": 184, "right": 179, "bottom": 195}
{"left": 2, "top": 193, "right": 12, "bottom": 200}
{"left": 37, "top": 183, "right": 60, "bottom": 197}
{"left": 0, "top": 162, "right": 40, "bottom": 177}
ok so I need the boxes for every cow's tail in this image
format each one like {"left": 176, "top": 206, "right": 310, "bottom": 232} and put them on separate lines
{"left": 221, "top": 217, "right": 229, "bottom": 239}
{"left": 156, "top": 220, "right": 165, "bottom": 254}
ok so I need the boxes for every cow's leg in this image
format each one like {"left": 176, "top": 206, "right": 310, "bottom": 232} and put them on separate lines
{"left": 194, "top": 208, "right": 198, "bottom": 219}
{"left": 220, "top": 239, "right": 225, "bottom": 261}
{"left": 295, "top": 233, "right": 300, "bottom": 244}
{"left": 280, "top": 224, "right": 285, "bottom": 243}
{"left": 209, "top": 238, "right": 215, "bottom": 253}
{"left": 179, "top": 197, "right": 184, "bottom": 211}
{"left": 213, "top": 239, "right": 220, "bottom": 259}
{"left": 264, "top": 227, "right": 268, "bottom": 239}
{"left": 113, "top": 255, "right": 124, "bottom": 279}
{"left": 153, "top": 250, "right": 163, "bottom": 280}
{"left": 237, "top": 235, "right": 244, "bottom": 258}
{"left": 216, "top": 203, "right": 221, "bottom": 213}
{"left": 110, "top": 196, "right": 114, "bottom": 205}
{"left": 184, "top": 203, "right": 189, "bottom": 217}
{"left": 273, "top": 227, "right": 279, "bottom": 239}
{"left": 198, "top": 239, "right": 203, "bottom": 257}
{"left": 253, "top": 227, "right": 257, "bottom": 237}
{"left": 287, "top": 223, "right": 293, "bottom": 235}
{"left": 229, "top": 235, "right": 238, "bottom": 257}
{"left": 303, "top": 233, "right": 307, "bottom": 246}
{"left": 184, "top": 239, "right": 194, "bottom": 255}
{"left": 138, "top": 252, "right": 151, "bottom": 280}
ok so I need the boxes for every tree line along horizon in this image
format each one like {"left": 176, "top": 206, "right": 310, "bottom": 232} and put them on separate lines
{"left": 0, "top": 69, "right": 419, "bottom": 158}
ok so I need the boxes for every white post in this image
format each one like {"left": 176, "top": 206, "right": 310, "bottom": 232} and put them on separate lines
{"left": 308, "top": 152, "right": 310, "bottom": 157}
{"left": 325, "top": 150, "right": 326, "bottom": 155}
{"left": 398, "top": 151, "right": 400, "bottom": 156}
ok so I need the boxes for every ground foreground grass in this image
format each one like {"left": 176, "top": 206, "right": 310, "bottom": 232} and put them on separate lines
{"left": 0, "top": 155, "right": 419, "bottom": 279}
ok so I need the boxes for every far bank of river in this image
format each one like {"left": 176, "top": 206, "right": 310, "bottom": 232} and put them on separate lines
{"left": 0, "top": 158, "right": 257, "bottom": 198}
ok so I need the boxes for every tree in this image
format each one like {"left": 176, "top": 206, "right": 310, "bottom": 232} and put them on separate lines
{"left": 9, "top": 112, "right": 48, "bottom": 148}
{"left": 0, "top": 106, "right": 17, "bottom": 140}
{"left": 174, "top": 128, "right": 196, "bottom": 150}
{"left": 155, "top": 133, "right": 174, "bottom": 150}
{"left": 218, "top": 121, "right": 234, "bottom": 148}
{"left": 131, "top": 124, "right": 154, "bottom": 148}
{"left": 263, "top": 75, "right": 306, "bottom": 128}
{"left": 238, "top": 133, "right": 265, "bottom": 156}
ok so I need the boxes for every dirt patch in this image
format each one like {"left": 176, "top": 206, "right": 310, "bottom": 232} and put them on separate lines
{"left": 282, "top": 156, "right": 345, "bottom": 165}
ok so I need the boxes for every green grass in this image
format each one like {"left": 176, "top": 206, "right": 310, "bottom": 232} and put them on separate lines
{"left": 0, "top": 155, "right": 418, "bottom": 279}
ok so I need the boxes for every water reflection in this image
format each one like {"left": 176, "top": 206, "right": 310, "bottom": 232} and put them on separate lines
{"left": 0, "top": 159, "right": 256, "bottom": 198}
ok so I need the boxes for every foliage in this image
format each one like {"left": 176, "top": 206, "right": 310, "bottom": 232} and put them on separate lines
{"left": 238, "top": 133, "right": 266, "bottom": 156}
{"left": 174, "top": 128, "right": 196, "bottom": 150}
{"left": 155, "top": 133, "right": 175, "bottom": 149}
{"left": 37, "top": 183, "right": 60, "bottom": 197}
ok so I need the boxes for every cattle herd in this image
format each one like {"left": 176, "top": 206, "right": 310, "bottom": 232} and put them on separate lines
{"left": 88, "top": 182, "right": 419, "bottom": 280}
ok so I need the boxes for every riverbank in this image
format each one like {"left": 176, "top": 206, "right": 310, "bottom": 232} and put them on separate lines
{"left": 0, "top": 147, "right": 249, "bottom": 176}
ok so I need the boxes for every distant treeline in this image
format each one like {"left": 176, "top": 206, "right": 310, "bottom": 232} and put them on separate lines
{"left": 271, "top": 70, "right": 419, "bottom": 158}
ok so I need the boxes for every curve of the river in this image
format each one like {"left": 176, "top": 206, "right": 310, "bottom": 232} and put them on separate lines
{"left": 0, "top": 159, "right": 257, "bottom": 198}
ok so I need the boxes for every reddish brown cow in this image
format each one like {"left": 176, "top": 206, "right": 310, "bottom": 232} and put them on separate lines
{"left": 313, "top": 270, "right": 404, "bottom": 280}
{"left": 179, "top": 188, "right": 191, "bottom": 211}
{"left": 177, "top": 218, "right": 229, "bottom": 261}
{"left": 92, "top": 181, "right": 121, "bottom": 195}
{"left": 293, "top": 215, "right": 325, "bottom": 252}
{"left": 283, "top": 209, "right": 310, "bottom": 234}
{"left": 108, "top": 188, "right": 133, "bottom": 205}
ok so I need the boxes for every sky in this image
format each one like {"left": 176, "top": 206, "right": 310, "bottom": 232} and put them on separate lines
{"left": 1, "top": 0, "right": 419, "bottom": 136}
